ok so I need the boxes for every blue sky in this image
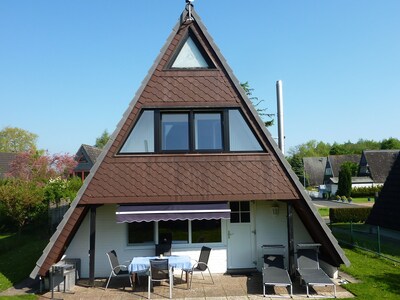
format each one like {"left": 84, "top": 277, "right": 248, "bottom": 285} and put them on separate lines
{"left": 1, "top": 0, "right": 399, "bottom": 155}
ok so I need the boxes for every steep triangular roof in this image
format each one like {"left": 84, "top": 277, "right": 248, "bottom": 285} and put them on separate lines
{"left": 367, "top": 152, "right": 400, "bottom": 230}
{"left": 31, "top": 8, "right": 348, "bottom": 279}
{"left": 359, "top": 150, "right": 399, "bottom": 183}
{"left": 73, "top": 144, "right": 102, "bottom": 172}
{"left": 303, "top": 157, "right": 327, "bottom": 186}
{"left": 327, "top": 154, "right": 360, "bottom": 177}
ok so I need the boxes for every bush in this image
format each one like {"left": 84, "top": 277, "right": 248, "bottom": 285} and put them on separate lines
{"left": 351, "top": 186, "right": 382, "bottom": 198}
{"left": 330, "top": 207, "right": 372, "bottom": 223}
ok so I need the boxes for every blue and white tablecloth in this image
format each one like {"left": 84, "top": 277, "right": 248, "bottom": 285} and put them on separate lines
{"left": 128, "top": 255, "right": 193, "bottom": 273}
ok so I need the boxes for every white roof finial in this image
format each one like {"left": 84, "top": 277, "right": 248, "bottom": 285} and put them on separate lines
{"left": 185, "top": 0, "right": 194, "bottom": 21}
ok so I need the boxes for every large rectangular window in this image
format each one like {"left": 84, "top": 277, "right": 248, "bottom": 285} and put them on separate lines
{"left": 161, "top": 113, "right": 189, "bottom": 151}
{"left": 127, "top": 219, "right": 222, "bottom": 245}
{"left": 194, "top": 113, "right": 222, "bottom": 150}
{"left": 128, "top": 222, "right": 154, "bottom": 244}
{"left": 159, "top": 220, "right": 189, "bottom": 244}
{"left": 192, "top": 219, "right": 221, "bottom": 243}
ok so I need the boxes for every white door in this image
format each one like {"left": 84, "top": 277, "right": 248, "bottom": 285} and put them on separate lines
{"left": 227, "top": 201, "right": 255, "bottom": 269}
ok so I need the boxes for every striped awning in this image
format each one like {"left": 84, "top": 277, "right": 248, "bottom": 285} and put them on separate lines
{"left": 116, "top": 203, "right": 230, "bottom": 223}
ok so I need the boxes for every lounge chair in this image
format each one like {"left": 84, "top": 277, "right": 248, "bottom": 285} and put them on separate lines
{"left": 262, "top": 245, "right": 292, "bottom": 298}
{"left": 296, "top": 244, "right": 336, "bottom": 298}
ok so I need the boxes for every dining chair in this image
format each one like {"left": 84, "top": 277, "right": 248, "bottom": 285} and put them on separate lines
{"left": 181, "top": 246, "right": 214, "bottom": 289}
{"left": 148, "top": 259, "right": 173, "bottom": 299}
{"left": 105, "top": 250, "right": 133, "bottom": 290}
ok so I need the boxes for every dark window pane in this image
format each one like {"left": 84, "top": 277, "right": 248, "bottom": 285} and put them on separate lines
{"left": 161, "top": 114, "right": 189, "bottom": 151}
{"left": 230, "top": 202, "right": 239, "bottom": 212}
{"left": 128, "top": 222, "right": 154, "bottom": 244}
{"left": 241, "top": 212, "right": 251, "bottom": 223}
{"left": 230, "top": 212, "right": 240, "bottom": 223}
{"left": 240, "top": 201, "right": 250, "bottom": 212}
{"left": 192, "top": 219, "right": 221, "bottom": 243}
{"left": 159, "top": 220, "right": 188, "bottom": 243}
{"left": 195, "top": 113, "right": 222, "bottom": 150}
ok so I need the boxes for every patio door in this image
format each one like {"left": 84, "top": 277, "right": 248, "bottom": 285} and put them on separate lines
{"left": 227, "top": 201, "right": 256, "bottom": 269}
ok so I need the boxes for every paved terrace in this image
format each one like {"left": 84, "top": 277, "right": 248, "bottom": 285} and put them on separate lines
{"left": 2, "top": 271, "right": 354, "bottom": 299}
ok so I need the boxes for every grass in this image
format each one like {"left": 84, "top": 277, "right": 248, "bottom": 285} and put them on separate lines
{"left": 317, "top": 207, "right": 330, "bottom": 217}
{"left": 0, "top": 231, "right": 47, "bottom": 295}
{"left": 340, "top": 246, "right": 400, "bottom": 299}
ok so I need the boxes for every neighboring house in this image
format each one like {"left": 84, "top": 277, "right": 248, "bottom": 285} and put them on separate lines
{"left": 358, "top": 150, "right": 399, "bottom": 186}
{"left": 73, "top": 144, "right": 102, "bottom": 181}
{"left": 303, "top": 157, "right": 327, "bottom": 187}
{"left": 31, "top": 7, "right": 349, "bottom": 282}
{"left": 323, "top": 154, "right": 360, "bottom": 195}
{"left": 0, "top": 152, "right": 17, "bottom": 179}
{"left": 367, "top": 153, "right": 400, "bottom": 231}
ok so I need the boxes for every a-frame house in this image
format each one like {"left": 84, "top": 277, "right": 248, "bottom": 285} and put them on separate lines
{"left": 31, "top": 6, "right": 349, "bottom": 282}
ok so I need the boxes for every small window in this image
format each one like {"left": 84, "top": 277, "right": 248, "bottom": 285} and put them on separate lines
{"left": 194, "top": 113, "right": 222, "bottom": 150}
{"left": 161, "top": 113, "right": 189, "bottom": 151}
{"left": 230, "top": 201, "right": 250, "bottom": 224}
{"left": 128, "top": 222, "right": 154, "bottom": 244}
{"left": 192, "top": 219, "right": 221, "bottom": 243}
{"left": 229, "top": 110, "right": 262, "bottom": 151}
{"left": 171, "top": 36, "right": 211, "bottom": 69}
{"left": 120, "top": 110, "right": 154, "bottom": 153}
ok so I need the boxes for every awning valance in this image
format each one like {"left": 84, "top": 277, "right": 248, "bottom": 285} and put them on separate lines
{"left": 116, "top": 203, "right": 231, "bottom": 223}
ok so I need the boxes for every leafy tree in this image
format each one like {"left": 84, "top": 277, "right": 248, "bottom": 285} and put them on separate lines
{"left": 0, "top": 178, "right": 46, "bottom": 233}
{"left": 95, "top": 129, "right": 110, "bottom": 149}
{"left": 0, "top": 126, "right": 38, "bottom": 152}
{"left": 341, "top": 161, "right": 359, "bottom": 176}
{"left": 337, "top": 164, "right": 352, "bottom": 197}
{"left": 6, "top": 150, "right": 77, "bottom": 182}
{"left": 44, "top": 176, "right": 82, "bottom": 204}
{"left": 329, "top": 143, "right": 349, "bottom": 155}
{"left": 380, "top": 137, "right": 400, "bottom": 149}
{"left": 287, "top": 153, "right": 307, "bottom": 186}
{"left": 241, "top": 82, "right": 274, "bottom": 127}
{"left": 288, "top": 140, "right": 331, "bottom": 158}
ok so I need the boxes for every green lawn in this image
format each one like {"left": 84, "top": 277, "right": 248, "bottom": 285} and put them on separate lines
{"left": 0, "top": 232, "right": 47, "bottom": 295}
{"left": 340, "top": 246, "right": 400, "bottom": 299}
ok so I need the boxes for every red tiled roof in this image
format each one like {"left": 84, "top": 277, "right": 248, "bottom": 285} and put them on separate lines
{"left": 81, "top": 154, "right": 299, "bottom": 204}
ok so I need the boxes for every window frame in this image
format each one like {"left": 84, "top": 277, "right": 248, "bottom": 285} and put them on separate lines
{"left": 118, "top": 108, "right": 265, "bottom": 155}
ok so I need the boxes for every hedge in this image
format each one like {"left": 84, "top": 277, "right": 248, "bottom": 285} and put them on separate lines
{"left": 351, "top": 186, "right": 382, "bottom": 198}
{"left": 329, "top": 207, "right": 372, "bottom": 223}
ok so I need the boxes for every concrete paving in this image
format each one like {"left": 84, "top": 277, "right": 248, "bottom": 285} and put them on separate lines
{"left": 22, "top": 272, "right": 354, "bottom": 299}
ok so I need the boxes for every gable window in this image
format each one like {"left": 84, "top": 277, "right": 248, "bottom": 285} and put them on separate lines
{"left": 119, "top": 109, "right": 264, "bottom": 154}
{"left": 161, "top": 113, "right": 189, "bottom": 151}
{"left": 171, "top": 36, "right": 211, "bottom": 69}
{"left": 194, "top": 113, "right": 222, "bottom": 150}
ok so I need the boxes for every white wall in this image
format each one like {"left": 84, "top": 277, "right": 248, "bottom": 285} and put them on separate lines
{"left": 65, "top": 204, "right": 228, "bottom": 278}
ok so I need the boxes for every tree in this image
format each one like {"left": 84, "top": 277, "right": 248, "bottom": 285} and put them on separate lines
{"left": 288, "top": 140, "right": 331, "bottom": 158}
{"left": 381, "top": 137, "right": 400, "bottom": 150}
{"left": 287, "top": 153, "right": 307, "bottom": 186}
{"left": 241, "top": 82, "right": 274, "bottom": 127}
{"left": 0, "top": 178, "right": 46, "bottom": 233}
{"left": 95, "top": 129, "right": 110, "bottom": 149}
{"left": 6, "top": 150, "right": 77, "bottom": 182}
{"left": 337, "top": 164, "right": 352, "bottom": 197}
{"left": 0, "top": 126, "right": 38, "bottom": 152}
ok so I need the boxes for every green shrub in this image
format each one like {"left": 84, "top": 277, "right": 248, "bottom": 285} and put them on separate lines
{"left": 330, "top": 207, "right": 372, "bottom": 223}
{"left": 351, "top": 186, "right": 382, "bottom": 198}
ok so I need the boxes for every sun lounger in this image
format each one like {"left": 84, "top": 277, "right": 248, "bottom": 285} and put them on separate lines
{"left": 296, "top": 244, "right": 336, "bottom": 298}
{"left": 262, "top": 245, "right": 292, "bottom": 298}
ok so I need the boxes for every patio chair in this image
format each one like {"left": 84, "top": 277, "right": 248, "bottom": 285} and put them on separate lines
{"left": 148, "top": 259, "right": 173, "bottom": 299}
{"left": 296, "top": 244, "right": 336, "bottom": 298}
{"left": 262, "top": 253, "right": 293, "bottom": 298}
{"left": 181, "top": 246, "right": 214, "bottom": 289}
{"left": 105, "top": 250, "right": 133, "bottom": 290}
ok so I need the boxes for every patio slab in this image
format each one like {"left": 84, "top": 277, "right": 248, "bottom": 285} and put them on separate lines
{"left": 34, "top": 272, "right": 354, "bottom": 299}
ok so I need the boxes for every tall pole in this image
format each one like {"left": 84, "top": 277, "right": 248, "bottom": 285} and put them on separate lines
{"left": 276, "top": 80, "right": 285, "bottom": 154}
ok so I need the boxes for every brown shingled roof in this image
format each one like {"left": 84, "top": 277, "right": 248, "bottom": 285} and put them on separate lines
{"left": 31, "top": 7, "right": 348, "bottom": 279}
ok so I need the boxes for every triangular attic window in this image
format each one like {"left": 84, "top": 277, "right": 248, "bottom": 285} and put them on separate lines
{"left": 171, "top": 36, "right": 212, "bottom": 69}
